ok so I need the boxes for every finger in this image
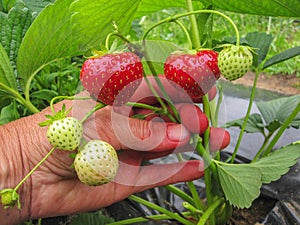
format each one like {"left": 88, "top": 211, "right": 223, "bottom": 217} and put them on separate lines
{"left": 177, "top": 103, "right": 209, "bottom": 134}
{"left": 208, "top": 127, "right": 231, "bottom": 151}
{"left": 141, "top": 144, "right": 194, "bottom": 160}
{"left": 111, "top": 111, "right": 191, "bottom": 151}
{"left": 133, "top": 160, "right": 204, "bottom": 192}
{"left": 115, "top": 150, "right": 204, "bottom": 187}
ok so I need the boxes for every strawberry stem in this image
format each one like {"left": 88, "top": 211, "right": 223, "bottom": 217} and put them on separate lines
{"left": 50, "top": 95, "right": 92, "bottom": 114}
{"left": 174, "top": 20, "right": 193, "bottom": 49}
{"left": 0, "top": 83, "right": 40, "bottom": 114}
{"left": 14, "top": 147, "right": 56, "bottom": 192}
{"left": 165, "top": 185, "right": 195, "bottom": 206}
{"left": 185, "top": 0, "right": 201, "bottom": 48}
{"left": 80, "top": 102, "right": 106, "bottom": 124}
{"left": 176, "top": 153, "right": 206, "bottom": 211}
{"left": 107, "top": 212, "right": 193, "bottom": 225}
{"left": 141, "top": 45, "right": 181, "bottom": 122}
{"left": 230, "top": 70, "right": 260, "bottom": 163}
{"left": 197, "top": 198, "right": 224, "bottom": 225}
{"left": 105, "top": 32, "right": 133, "bottom": 51}
{"left": 126, "top": 102, "right": 162, "bottom": 112}
{"left": 128, "top": 195, "right": 194, "bottom": 225}
{"left": 142, "top": 10, "right": 240, "bottom": 46}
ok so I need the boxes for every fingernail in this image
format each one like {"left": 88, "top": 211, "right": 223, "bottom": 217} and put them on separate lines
{"left": 167, "top": 124, "right": 189, "bottom": 142}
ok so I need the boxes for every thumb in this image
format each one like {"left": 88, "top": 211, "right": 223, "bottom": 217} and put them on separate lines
{"left": 111, "top": 111, "right": 191, "bottom": 152}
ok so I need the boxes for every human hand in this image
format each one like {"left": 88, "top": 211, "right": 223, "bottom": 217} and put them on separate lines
{"left": 1, "top": 75, "right": 216, "bottom": 224}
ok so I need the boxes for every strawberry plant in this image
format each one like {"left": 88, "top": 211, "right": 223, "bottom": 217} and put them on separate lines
{"left": 0, "top": 0, "right": 300, "bottom": 225}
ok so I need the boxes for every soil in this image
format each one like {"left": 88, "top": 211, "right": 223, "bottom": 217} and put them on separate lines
{"left": 228, "top": 197, "right": 277, "bottom": 225}
{"left": 231, "top": 72, "right": 300, "bottom": 96}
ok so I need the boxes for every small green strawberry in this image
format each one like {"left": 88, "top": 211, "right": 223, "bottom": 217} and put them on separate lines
{"left": 39, "top": 104, "right": 83, "bottom": 151}
{"left": 0, "top": 189, "right": 21, "bottom": 209}
{"left": 218, "top": 45, "right": 253, "bottom": 81}
{"left": 74, "top": 140, "right": 119, "bottom": 186}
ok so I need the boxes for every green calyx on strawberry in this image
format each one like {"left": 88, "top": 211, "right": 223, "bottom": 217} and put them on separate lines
{"left": 164, "top": 49, "right": 220, "bottom": 101}
{"left": 218, "top": 44, "right": 253, "bottom": 81}
{"left": 74, "top": 140, "right": 119, "bottom": 186}
{"left": 39, "top": 104, "right": 83, "bottom": 151}
{"left": 80, "top": 51, "right": 144, "bottom": 106}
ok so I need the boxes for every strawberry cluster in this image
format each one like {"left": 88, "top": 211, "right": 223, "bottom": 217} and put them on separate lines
{"left": 79, "top": 49, "right": 233, "bottom": 157}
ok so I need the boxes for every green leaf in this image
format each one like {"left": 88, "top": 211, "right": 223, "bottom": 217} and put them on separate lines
{"left": 30, "top": 89, "right": 58, "bottom": 102}
{"left": 2, "top": 0, "right": 16, "bottom": 12}
{"left": 69, "top": 210, "right": 114, "bottom": 225}
{"left": 256, "top": 97, "right": 287, "bottom": 132}
{"left": 225, "top": 113, "right": 265, "bottom": 134}
{"left": 276, "top": 95, "right": 300, "bottom": 128}
{"left": 134, "top": 0, "right": 186, "bottom": 18}
{"left": 0, "top": 101, "right": 20, "bottom": 125}
{"left": 244, "top": 32, "right": 273, "bottom": 67}
{"left": 251, "top": 143, "right": 300, "bottom": 183}
{"left": 256, "top": 95, "right": 300, "bottom": 131}
{"left": 17, "top": 0, "right": 81, "bottom": 92}
{"left": 23, "top": 0, "right": 55, "bottom": 13}
{"left": 0, "top": 43, "right": 18, "bottom": 95}
{"left": 0, "top": 2, "right": 33, "bottom": 71}
{"left": 201, "top": 0, "right": 300, "bottom": 17}
{"left": 70, "top": 0, "right": 142, "bottom": 51}
{"left": 215, "top": 162, "right": 262, "bottom": 208}
{"left": 263, "top": 46, "right": 300, "bottom": 70}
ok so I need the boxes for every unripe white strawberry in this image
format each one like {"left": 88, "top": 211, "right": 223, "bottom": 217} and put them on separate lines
{"left": 47, "top": 117, "right": 83, "bottom": 151}
{"left": 218, "top": 45, "right": 253, "bottom": 81}
{"left": 74, "top": 140, "right": 119, "bottom": 186}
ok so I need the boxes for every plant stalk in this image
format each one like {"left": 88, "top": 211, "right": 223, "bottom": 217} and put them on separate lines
{"left": 14, "top": 147, "right": 56, "bottom": 191}
{"left": 186, "top": 0, "right": 201, "bottom": 48}
{"left": 128, "top": 195, "right": 194, "bottom": 225}
{"left": 251, "top": 132, "right": 273, "bottom": 162}
{"left": 142, "top": 10, "right": 240, "bottom": 46}
{"left": 261, "top": 102, "right": 300, "bottom": 158}
{"left": 81, "top": 102, "right": 106, "bottom": 123}
{"left": 107, "top": 211, "right": 193, "bottom": 225}
{"left": 165, "top": 185, "right": 195, "bottom": 206}
{"left": 230, "top": 70, "right": 259, "bottom": 163}
{"left": 197, "top": 198, "right": 224, "bottom": 225}
{"left": 0, "top": 83, "right": 39, "bottom": 114}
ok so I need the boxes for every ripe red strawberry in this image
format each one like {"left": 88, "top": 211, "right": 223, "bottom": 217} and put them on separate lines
{"left": 164, "top": 50, "right": 220, "bottom": 101}
{"left": 218, "top": 45, "right": 253, "bottom": 81}
{"left": 74, "top": 140, "right": 119, "bottom": 186}
{"left": 80, "top": 52, "right": 143, "bottom": 105}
